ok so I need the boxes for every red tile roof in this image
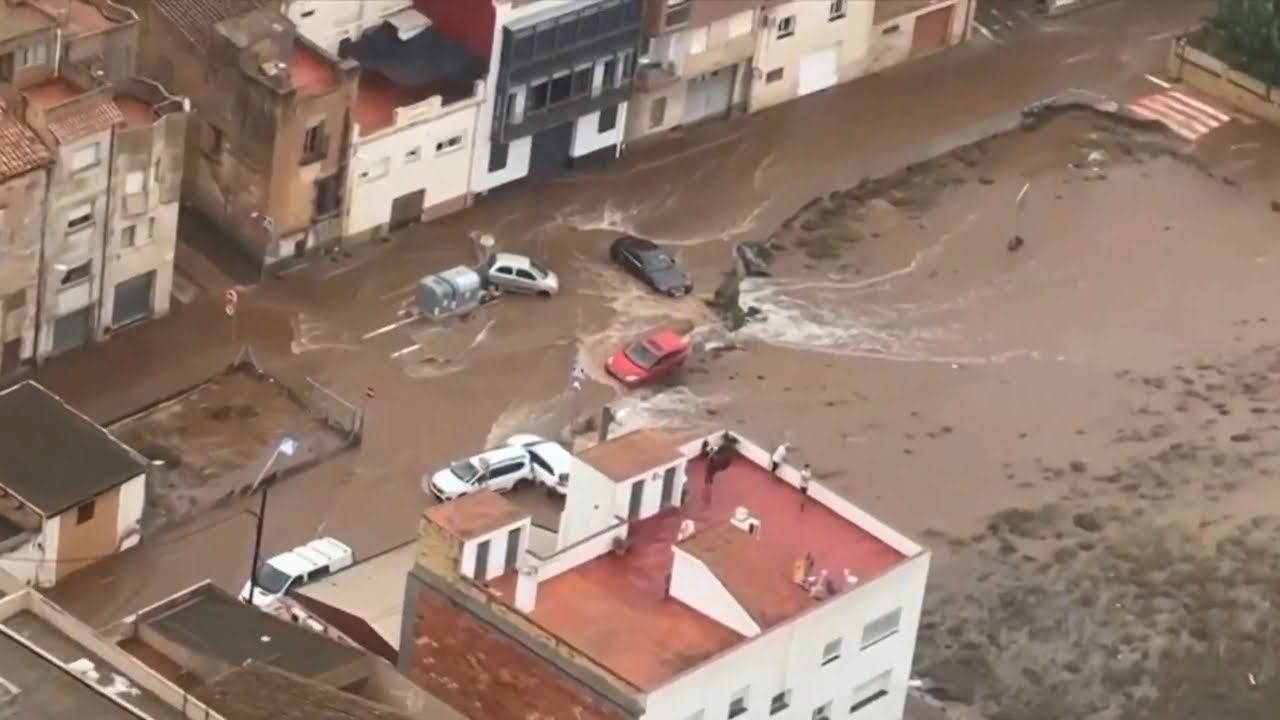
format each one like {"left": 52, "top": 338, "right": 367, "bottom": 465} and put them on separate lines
{"left": 46, "top": 100, "right": 124, "bottom": 144}
{"left": 424, "top": 491, "right": 528, "bottom": 541}
{"left": 0, "top": 104, "right": 52, "bottom": 181}
{"left": 489, "top": 453, "right": 908, "bottom": 690}
{"left": 577, "top": 429, "right": 684, "bottom": 483}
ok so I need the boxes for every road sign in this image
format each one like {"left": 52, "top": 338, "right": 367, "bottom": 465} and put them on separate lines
{"left": 225, "top": 288, "right": 239, "bottom": 305}
{"left": 224, "top": 304, "right": 236, "bottom": 317}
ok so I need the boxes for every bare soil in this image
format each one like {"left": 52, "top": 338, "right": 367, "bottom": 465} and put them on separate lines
{"left": 111, "top": 369, "right": 349, "bottom": 530}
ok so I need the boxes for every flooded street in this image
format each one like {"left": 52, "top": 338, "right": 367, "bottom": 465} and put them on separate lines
{"left": 36, "top": 0, "right": 1280, "bottom": 717}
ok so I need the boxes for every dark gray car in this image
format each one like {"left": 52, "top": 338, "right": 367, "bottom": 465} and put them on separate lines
{"left": 609, "top": 236, "right": 693, "bottom": 297}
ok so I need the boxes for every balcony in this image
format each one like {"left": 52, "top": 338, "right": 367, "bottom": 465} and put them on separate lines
{"left": 682, "top": 30, "right": 756, "bottom": 78}
{"left": 634, "top": 61, "right": 678, "bottom": 92}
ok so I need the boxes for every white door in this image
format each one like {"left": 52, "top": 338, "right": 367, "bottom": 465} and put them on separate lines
{"left": 797, "top": 46, "right": 839, "bottom": 97}
{"left": 682, "top": 66, "right": 736, "bottom": 124}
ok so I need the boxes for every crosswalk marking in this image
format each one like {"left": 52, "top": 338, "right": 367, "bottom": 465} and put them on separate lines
{"left": 1126, "top": 90, "right": 1232, "bottom": 141}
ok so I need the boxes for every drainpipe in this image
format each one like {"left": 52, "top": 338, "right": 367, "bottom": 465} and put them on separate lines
{"left": 98, "top": 122, "right": 120, "bottom": 338}
{"left": 32, "top": 167, "right": 52, "bottom": 367}
{"left": 53, "top": 25, "right": 62, "bottom": 76}
{"left": 462, "top": 78, "right": 486, "bottom": 206}
{"left": 961, "top": 0, "right": 976, "bottom": 43}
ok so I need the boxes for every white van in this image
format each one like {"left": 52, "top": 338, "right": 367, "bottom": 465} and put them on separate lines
{"left": 239, "top": 537, "right": 354, "bottom": 608}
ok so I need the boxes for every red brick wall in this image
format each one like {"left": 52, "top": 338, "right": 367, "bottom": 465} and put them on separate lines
{"left": 409, "top": 588, "right": 630, "bottom": 720}
{"left": 414, "top": 0, "right": 496, "bottom": 61}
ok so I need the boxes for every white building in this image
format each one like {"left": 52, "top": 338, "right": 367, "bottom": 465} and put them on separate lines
{"left": 0, "top": 382, "right": 147, "bottom": 588}
{"left": 403, "top": 428, "right": 931, "bottom": 720}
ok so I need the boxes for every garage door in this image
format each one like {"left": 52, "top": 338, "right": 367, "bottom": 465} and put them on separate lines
{"left": 911, "top": 5, "right": 954, "bottom": 56}
{"left": 390, "top": 189, "right": 425, "bottom": 230}
{"left": 52, "top": 307, "right": 92, "bottom": 354}
{"left": 528, "top": 122, "right": 573, "bottom": 179}
{"left": 682, "top": 66, "right": 736, "bottom": 125}
{"left": 112, "top": 271, "right": 155, "bottom": 326}
{"left": 797, "top": 46, "right": 839, "bottom": 97}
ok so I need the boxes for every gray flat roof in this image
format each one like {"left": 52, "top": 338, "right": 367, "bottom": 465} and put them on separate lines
{"left": 0, "top": 382, "right": 146, "bottom": 516}
{"left": 0, "top": 631, "right": 143, "bottom": 719}
{"left": 1, "top": 610, "right": 185, "bottom": 720}
{"left": 141, "top": 586, "right": 366, "bottom": 679}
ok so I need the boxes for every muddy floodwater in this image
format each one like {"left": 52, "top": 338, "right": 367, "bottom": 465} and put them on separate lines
{"left": 669, "top": 112, "right": 1280, "bottom": 720}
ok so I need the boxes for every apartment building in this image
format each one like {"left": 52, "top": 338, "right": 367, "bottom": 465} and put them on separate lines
{"left": 125, "top": 0, "right": 359, "bottom": 267}
{"left": 400, "top": 429, "right": 931, "bottom": 720}
{"left": 0, "top": 0, "right": 187, "bottom": 359}
{"left": 750, "top": 0, "right": 972, "bottom": 112}
{"left": 627, "top": 0, "right": 760, "bottom": 142}
{"left": 0, "top": 104, "right": 52, "bottom": 377}
{"left": 285, "top": 1, "right": 488, "bottom": 243}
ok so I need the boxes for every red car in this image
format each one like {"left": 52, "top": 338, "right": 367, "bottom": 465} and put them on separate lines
{"left": 606, "top": 326, "right": 691, "bottom": 388}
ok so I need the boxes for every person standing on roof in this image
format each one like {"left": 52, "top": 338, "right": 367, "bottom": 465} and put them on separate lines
{"left": 799, "top": 463, "right": 812, "bottom": 511}
{"left": 770, "top": 442, "right": 790, "bottom": 474}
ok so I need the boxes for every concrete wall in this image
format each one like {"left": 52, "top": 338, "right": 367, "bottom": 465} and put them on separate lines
{"left": 611, "top": 458, "right": 686, "bottom": 521}
{"left": 0, "top": 167, "right": 48, "bottom": 374}
{"left": 1168, "top": 38, "right": 1280, "bottom": 125}
{"left": 345, "top": 88, "right": 483, "bottom": 242}
{"left": 458, "top": 517, "right": 529, "bottom": 582}
{"left": 530, "top": 519, "right": 628, "bottom": 581}
{"left": 558, "top": 457, "right": 619, "bottom": 549}
{"left": 285, "top": 0, "right": 412, "bottom": 55}
{"left": 864, "top": 0, "right": 969, "bottom": 75}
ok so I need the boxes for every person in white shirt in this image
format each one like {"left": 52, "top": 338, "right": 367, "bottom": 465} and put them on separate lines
{"left": 799, "top": 463, "right": 812, "bottom": 510}
{"left": 770, "top": 442, "right": 790, "bottom": 474}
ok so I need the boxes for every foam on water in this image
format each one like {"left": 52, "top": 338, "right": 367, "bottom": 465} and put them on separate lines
{"left": 290, "top": 312, "right": 363, "bottom": 354}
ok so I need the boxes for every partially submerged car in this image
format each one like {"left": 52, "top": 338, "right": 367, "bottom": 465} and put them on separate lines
{"left": 484, "top": 252, "right": 559, "bottom": 297}
{"left": 606, "top": 325, "right": 692, "bottom": 388}
{"left": 609, "top": 235, "right": 693, "bottom": 297}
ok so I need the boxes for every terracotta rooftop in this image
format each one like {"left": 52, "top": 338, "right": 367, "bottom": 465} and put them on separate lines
{"left": 115, "top": 95, "right": 155, "bottom": 128}
{"left": 290, "top": 43, "right": 337, "bottom": 95}
{"left": 150, "top": 0, "right": 266, "bottom": 51}
{"left": 47, "top": 99, "right": 124, "bottom": 144}
{"left": 491, "top": 452, "right": 908, "bottom": 690}
{"left": 425, "top": 490, "right": 528, "bottom": 541}
{"left": 578, "top": 429, "right": 685, "bottom": 483}
{"left": 0, "top": 103, "right": 52, "bottom": 181}
{"left": 21, "top": 77, "right": 86, "bottom": 107}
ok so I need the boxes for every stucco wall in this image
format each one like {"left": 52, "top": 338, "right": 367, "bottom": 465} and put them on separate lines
{"left": 55, "top": 482, "right": 122, "bottom": 581}
{"left": 458, "top": 518, "right": 529, "bottom": 583}
{"left": 0, "top": 168, "right": 48, "bottom": 372}
{"left": 748, "top": 0, "right": 875, "bottom": 112}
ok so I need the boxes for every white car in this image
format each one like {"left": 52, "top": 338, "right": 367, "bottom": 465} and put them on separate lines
{"left": 506, "top": 434, "right": 574, "bottom": 495}
{"left": 239, "top": 537, "right": 354, "bottom": 608}
{"left": 426, "top": 445, "right": 533, "bottom": 501}
{"left": 484, "top": 252, "right": 559, "bottom": 297}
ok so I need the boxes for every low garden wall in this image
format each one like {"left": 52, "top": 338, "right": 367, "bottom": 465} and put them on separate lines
{"left": 1168, "top": 35, "right": 1280, "bottom": 125}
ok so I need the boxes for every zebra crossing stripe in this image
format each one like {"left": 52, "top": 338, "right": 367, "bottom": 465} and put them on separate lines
{"left": 1165, "top": 90, "right": 1231, "bottom": 122}
{"left": 1134, "top": 96, "right": 1217, "bottom": 135}
{"left": 1145, "top": 93, "right": 1225, "bottom": 128}
{"left": 1127, "top": 101, "right": 1202, "bottom": 141}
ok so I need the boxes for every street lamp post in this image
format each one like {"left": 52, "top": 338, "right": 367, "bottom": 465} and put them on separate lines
{"left": 244, "top": 437, "right": 298, "bottom": 606}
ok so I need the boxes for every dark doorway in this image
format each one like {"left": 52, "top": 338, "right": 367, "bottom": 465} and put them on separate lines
{"left": 660, "top": 467, "right": 675, "bottom": 508}
{"left": 474, "top": 539, "right": 490, "bottom": 580}
{"left": 390, "top": 189, "right": 426, "bottom": 230}
{"left": 528, "top": 121, "right": 573, "bottom": 179}
{"left": 628, "top": 480, "right": 644, "bottom": 520}
{"left": 504, "top": 526, "right": 521, "bottom": 570}
{"left": 1, "top": 339, "right": 19, "bottom": 375}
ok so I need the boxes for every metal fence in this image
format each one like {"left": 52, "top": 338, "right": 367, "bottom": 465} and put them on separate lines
{"left": 301, "top": 377, "right": 361, "bottom": 438}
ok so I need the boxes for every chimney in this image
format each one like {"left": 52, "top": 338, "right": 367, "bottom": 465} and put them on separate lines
{"left": 729, "top": 507, "right": 760, "bottom": 536}
{"left": 514, "top": 564, "right": 538, "bottom": 613}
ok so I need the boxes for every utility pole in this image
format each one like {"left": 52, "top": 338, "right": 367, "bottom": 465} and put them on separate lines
{"left": 244, "top": 437, "right": 297, "bottom": 605}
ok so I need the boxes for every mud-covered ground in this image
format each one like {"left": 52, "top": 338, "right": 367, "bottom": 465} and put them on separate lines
{"left": 685, "top": 110, "right": 1280, "bottom": 720}
{"left": 112, "top": 369, "right": 349, "bottom": 529}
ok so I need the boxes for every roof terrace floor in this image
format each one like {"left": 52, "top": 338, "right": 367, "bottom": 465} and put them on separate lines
{"left": 491, "top": 451, "right": 906, "bottom": 690}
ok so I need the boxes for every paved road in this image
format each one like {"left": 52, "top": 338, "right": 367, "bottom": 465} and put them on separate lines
{"left": 39, "top": 0, "right": 1208, "bottom": 627}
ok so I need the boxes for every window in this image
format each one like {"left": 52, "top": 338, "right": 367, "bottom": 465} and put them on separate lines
{"left": 571, "top": 64, "right": 593, "bottom": 97}
{"left": 620, "top": 49, "right": 636, "bottom": 83}
{"left": 665, "top": 0, "right": 692, "bottom": 28}
{"left": 766, "top": 68, "right": 784, "bottom": 83}
{"left": 579, "top": 7, "right": 600, "bottom": 36}
{"left": 121, "top": 225, "right": 136, "bottom": 248}
{"left": 602, "top": 57, "right": 619, "bottom": 89}
{"left": 850, "top": 671, "right": 890, "bottom": 714}
{"left": 76, "top": 500, "right": 95, "bottom": 525}
{"left": 18, "top": 44, "right": 46, "bottom": 67}
{"left": 124, "top": 170, "right": 145, "bottom": 195}
{"left": 358, "top": 157, "right": 390, "bottom": 182}
{"left": 488, "top": 142, "right": 509, "bottom": 172}
{"left": 881, "top": 23, "right": 901, "bottom": 36}
{"left": 649, "top": 96, "right": 667, "bottom": 128}
{"left": 728, "top": 686, "right": 749, "bottom": 718}
{"left": 860, "top": 608, "right": 902, "bottom": 648}
{"left": 776, "top": 15, "right": 796, "bottom": 39}
{"left": 534, "top": 23, "right": 556, "bottom": 54}
{"left": 811, "top": 701, "right": 832, "bottom": 720}
{"left": 0, "top": 53, "right": 13, "bottom": 82}
{"left": 153, "top": 158, "right": 162, "bottom": 183}
{"left": 507, "top": 89, "right": 524, "bottom": 123}
{"left": 556, "top": 17, "right": 577, "bottom": 45}
{"left": 598, "top": 104, "right": 618, "bottom": 133}
{"left": 600, "top": 1, "right": 623, "bottom": 31}
{"left": 512, "top": 30, "right": 534, "bottom": 61}
{"left": 829, "top": 0, "right": 847, "bottom": 21}
{"left": 435, "top": 134, "right": 464, "bottom": 155}
{"left": 147, "top": 217, "right": 156, "bottom": 242}
{"left": 821, "top": 637, "right": 843, "bottom": 665}
{"left": 769, "top": 690, "right": 791, "bottom": 714}
{"left": 728, "top": 9, "right": 753, "bottom": 38}
{"left": 301, "top": 122, "right": 326, "bottom": 162}
{"left": 299, "top": 8, "right": 315, "bottom": 18}
{"left": 62, "top": 261, "right": 91, "bottom": 287}
{"left": 688, "top": 27, "right": 708, "bottom": 55}
{"left": 405, "top": 146, "right": 422, "bottom": 163}
{"left": 70, "top": 143, "right": 101, "bottom": 172}
{"left": 549, "top": 72, "right": 572, "bottom": 104}
{"left": 66, "top": 202, "right": 94, "bottom": 232}
{"left": 527, "top": 79, "right": 550, "bottom": 112}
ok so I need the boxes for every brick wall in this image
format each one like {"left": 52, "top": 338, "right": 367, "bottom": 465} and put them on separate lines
{"left": 408, "top": 586, "right": 631, "bottom": 720}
